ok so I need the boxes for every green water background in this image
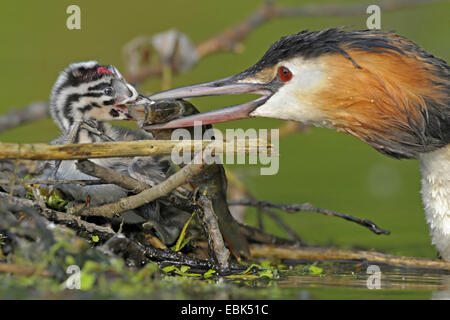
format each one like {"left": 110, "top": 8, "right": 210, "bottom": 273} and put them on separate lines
{"left": 0, "top": 0, "right": 449, "bottom": 261}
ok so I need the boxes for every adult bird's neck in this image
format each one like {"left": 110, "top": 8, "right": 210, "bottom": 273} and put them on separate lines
{"left": 418, "top": 144, "right": 450, "bottom": 260}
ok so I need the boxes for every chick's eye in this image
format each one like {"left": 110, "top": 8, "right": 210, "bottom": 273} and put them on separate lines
{"left": 104, "top": 87, "right": 113, "bottom": 96}
{"left": 278, "top": 66, "right": 293, "bottom": 82}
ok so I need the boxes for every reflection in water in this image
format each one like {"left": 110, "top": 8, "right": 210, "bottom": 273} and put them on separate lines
{"left": 229, "top": 261, "right": 450, "bottom": 299}
{"left": 432, "top": 275, "right": 450, "bottom": 300}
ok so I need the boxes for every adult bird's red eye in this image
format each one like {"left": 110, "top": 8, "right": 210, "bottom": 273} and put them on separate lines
{"left": 278, "top": 66, "right": 293, "bottom": 82}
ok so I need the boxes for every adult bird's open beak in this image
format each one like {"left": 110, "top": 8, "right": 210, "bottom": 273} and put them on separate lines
{"left": 144, "top": 76, "right": 273, "bottom": 129}
{"left": 117, "top": 95, "right": 152, "bottom": 107}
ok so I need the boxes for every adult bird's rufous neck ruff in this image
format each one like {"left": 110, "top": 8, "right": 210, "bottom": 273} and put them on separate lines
{"left": 307, "top": 32, "right": 449, "bottom": 159}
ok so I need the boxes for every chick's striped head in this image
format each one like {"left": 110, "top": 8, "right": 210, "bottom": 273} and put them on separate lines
{"left": 50, "top": 61, "right": 140, "bottom": 131}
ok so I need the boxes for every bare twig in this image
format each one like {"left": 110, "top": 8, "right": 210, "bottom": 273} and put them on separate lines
{"left": 75, "top": 159, "right": 193, "bottom": 212}
{"left": 249, "top": 244, "right": 450, "bottom": 271}
{"left": 0, "top": 262, "right": 51, "bottom": 277}
{"left": 0, "top": 102, "right": 49, "bottom": 134}
{"left": 0, "top": 139, "right": 273, "bottom": 160}
{"left": 0, "top": 179, "right": 108, "bottom": 186}
{"left": 197, "top": 194, "right": 230, "bottom": 271}
{"left": 75, "top": 160, "right": 149, "bottom": 193}
{"left": 228, "top": 198, "right": 390, "bottom": 235}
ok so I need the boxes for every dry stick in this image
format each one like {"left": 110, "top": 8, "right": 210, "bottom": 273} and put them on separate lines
{"left": 0, "top": 179, "right": 109, "bottom": 186}
{"left": 249, "top": 244, "right": 450, "bottom": 271}
{"left": 0, "top": 139, "right": 272, "bottom": 160}
{"left": 0, "top": 102, "right": 49, "bottom": 134}
{"left": 127, "top": 0, "right": 441, "bottom": 83}
{"left": 76, "top": 160, "right": 149, "bottom": 193}
{"left": 197, "top": 194, "right": 230, "bottom": 271}
{"left": 0, "top": 262, "right": 52, "bottom": 277}
{"left": 228, "top": 199, "right": 390, "bottom": 235}
{"left": 76, "top": 163, "right": 203, "bottom": 218}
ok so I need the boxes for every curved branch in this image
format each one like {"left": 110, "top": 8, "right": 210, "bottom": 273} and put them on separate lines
{"left": 228, "top": 198, "right": 390, "bottom": 235}
{"left": 0, "top": 102, "right": 49, "bottom": 134}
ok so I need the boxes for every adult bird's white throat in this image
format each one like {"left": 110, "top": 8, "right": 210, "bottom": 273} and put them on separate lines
{"left": 144, "top": 28, "right": 450, "bottom": 260}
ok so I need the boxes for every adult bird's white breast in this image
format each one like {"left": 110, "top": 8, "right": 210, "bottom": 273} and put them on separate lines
{"left": 419, "top": 145, "right": 450, "bottom": 260}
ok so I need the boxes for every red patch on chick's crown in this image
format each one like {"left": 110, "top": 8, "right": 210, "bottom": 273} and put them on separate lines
{"left": 97, "top": 67, "right": 114, "bottom": 75}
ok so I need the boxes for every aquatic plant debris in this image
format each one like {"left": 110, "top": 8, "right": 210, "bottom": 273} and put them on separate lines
{"left": 172, "top": 211, "right": 196, "bottom": 252}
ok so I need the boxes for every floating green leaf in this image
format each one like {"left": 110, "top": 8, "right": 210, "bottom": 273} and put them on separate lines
{"left": 162, "top": 265, "right": 177, "bottom": 273}
{"left": 308, "top": 265, "right": 323, "bottom": 275}
{"left": 80, "top": 272, "right": 96, "bottom": 290}
{"left": 203, "top": 269, "right": 216, "bottom": 279}
{"left": 180, "top": 265, "right": 190, "bottom": 273}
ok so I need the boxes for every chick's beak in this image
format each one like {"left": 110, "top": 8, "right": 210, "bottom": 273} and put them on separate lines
{"left": 144, "top": 76, "right": 273, "bottom": 129}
